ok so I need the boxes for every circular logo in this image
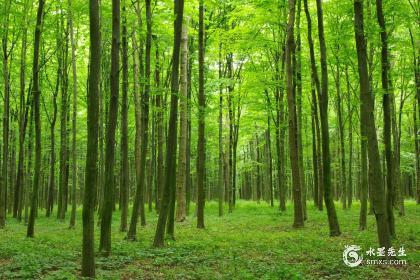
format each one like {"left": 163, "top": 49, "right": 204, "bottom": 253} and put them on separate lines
{"left": 343, "top": 245, "right": 363, "bottom": 267}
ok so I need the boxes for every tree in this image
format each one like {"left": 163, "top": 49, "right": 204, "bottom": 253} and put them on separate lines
{"left": 119, "top": 0, "right": 129, "bottom": 232}
{"left": 100, "top": 0, "right": 120, "bottom": 255}
{"left": 81, "top": 0, "right": 101, "bottom": 275}
{"left": 153, "top": 0, "right": 184, "bottom": 247}
{"left": 353, "top": 0, "right": 391, "bottom": 249}
{"left": 0, "top": 0, "right": 12, "bottom": 228}
{"left": 375, "top": 0, "right": 395, "bottom": 238}
{"left": 46, "top": 53, "right": 59, "bottom": 218}
{"left": 197, "top": 0, "right": 206, "bottom": 229}
{"left": 218, "top": 42, "right": 224, "bottom": 217}
{"left": 175, "top": 19, "right": 188, "bottom": 223}
{"left": 68, "top": 0, "right": 78, "bottom": 229}
{"left": 285, "top": 0, "right": 304, "bottom": 228}
{"left": 26, "top": 0, "right": 45, "bottom": 238}
{"left": 13, "top": 0, "right": 30, "bottom": 221}
{"left": 127, "top": 0, "right": 152, "bottom": 240}
{"left": 315, "top": 0, "right": 341, "bottom": 236}
{"left": 57, "top": 12, "right": 70, "bottom": 221}
{"left": 303, "top": 0, "right": 322, "bottom": 211}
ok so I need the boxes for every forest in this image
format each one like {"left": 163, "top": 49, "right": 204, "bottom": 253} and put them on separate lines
{"left": 0, "top": 0, "right": 419, "bottom": 279}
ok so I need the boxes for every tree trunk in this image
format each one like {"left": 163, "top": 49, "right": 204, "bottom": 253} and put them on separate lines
{"left": 354, "top": 0, "right": 391, "bottom": 248}
{"left": 153, "top": 0, "right": 184, "bottom": 248}
{"left": 303, "top": 0, "right": 323, "bottom": 211}
{"left": 99, "top": 0, "right": 120, "bottom": 255}
{"left": 119, "top": 0, "right": 129, "bottom": 232}
{"left": 176, "top": 19, "right": 188, "bottom": 223}
{"left": 196, "top": 0, "right": 206, "bottom": 229}
{"left": 81, "top": 0, "right": 101, "bottom": 275}
{"left": 375, "top": 0, "right": 395, "bottom": 238}
{"left": 316, "top": 0, "right": 340, "bottom": 236}
{"left": 128, "top": 0, "right": 152, "bottom": 240}
{"left": 286, "top": 0, "right": 304, "bottom": 228}
{"left": 218, "top": 43, "right": 224, "bottom": 217}
{"left": 57, "top": 15, "right": 70, "bottom": 220}
{"left": 334, "top": 64, "right": 346, "bottom": 210}
{"left": 13, "top": 0, "right": 29, "bottom": 221}
{"left": 69, "top": 0, "right": 78, "bottom": 229}
{"left": 346, "top": 67, "right": 353, "bottom": 209}
{"left": 1, "top": 0, "right": 11, "bottom": 228}
{"left": 296, "top": 0, "right": 306, "bottom": 220}
{"left": 46, "top": 68, "right": 59, "bottom": 218}
{"left": 155, "top": 44, "right": 164, "bottom": 212}
{"left": 26, "top": 0, "right": 44, "bottom": 238}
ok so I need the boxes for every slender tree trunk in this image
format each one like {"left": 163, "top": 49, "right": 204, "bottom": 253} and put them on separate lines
{"left": 14, "top": 0, "right": 30, "bottom": 220}
{"left": 218, "top": 43, "right": 224, "bottom": 217}
{"left": 81, "top": 0, "right": 101, "bottom": 275}
{"left": 296, "top": 0, "right": 306, "bottom": 220}
{"left": 316, "top": 0, "right": 340, "bottom": 236}
{"left": 176, "top": 19, "right": 188, "bottom": 223}
{"left": 346, "top": 68, "right": 353, "bottom": 209}
{"left": 26, "top": 0, "right": 44, "bottom": 238}
{"left": 155, "top": 45, "right": 164, "bottom": 212}
{"left": 286, "top": 0, "right": 304, "bottom": 228}
{"left": 99, "top": 0, "right": 120, "bottom": 255}
{"left": 153, "top": 0, "right": 184, "bottom": 247}
{"left": 303, "top": 0, "right": 323, "bottom": 211}
{"left": 69, "top": 0, "right": 78, "bottom": 229}
{"left": 119, "top": 0, "right": 129, "bottom": 232}
{"left": 256, "top": 133, "right": 261, "bottom": 203}
{"left": 46, "top": 69, "right": 59, "bottom": 218}
{"left": 131, "top": 6, "right": 144, "bottom": 221}
{"left": 196, "top": 0, "right": 206, "bottom": 229}
{"left": 334, "top": 64, "right": 346, "bottom": 210}
{"left": 375, "top": 0, "right": 395, "bottom": 238}
{"left": 409, "top": 27, "right": 420, "bottom": 204}
{"left": 186, "top": 40, "right": 193, "bottom": 215}
{"left": 128, "top": 0, "right": 152, "bottom": 240}
{"left": 354, "top": 0, "right": 391, "bottom": 248}
{"left": 1, "top": 0, "right": 11, "bottom": 228}
{"left": 58, "top": 17, "right": 70, "bottom": 220}
{"left": 265, "top": 124, "right": 274, "bottom": 207}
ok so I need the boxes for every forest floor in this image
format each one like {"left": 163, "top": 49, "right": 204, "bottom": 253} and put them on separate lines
{"left": 0, "top": 200, "right": 419, "bottom": 279}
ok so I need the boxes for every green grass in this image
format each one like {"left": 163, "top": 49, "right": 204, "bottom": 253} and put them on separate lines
{"left": 0, "top": 200, "right": 419, "bottom": 279}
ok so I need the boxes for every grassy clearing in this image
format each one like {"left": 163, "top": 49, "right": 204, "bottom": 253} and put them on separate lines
{"left": 0, "top": 200, "right": 418, "bottom": 279}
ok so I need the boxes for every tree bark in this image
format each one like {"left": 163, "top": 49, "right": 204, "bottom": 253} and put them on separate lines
{"left": 99, "top": 0, "right": 120, "bottom": 255}
{"left": 46, "top": 67, "right": 59, "bottom": 218}
{"left": 354, "top": 0, "right": 391, "bottom": 248}
{"left": 375, "top": 0, "right": 395, "bottom": 238}
{"left": 218, "top": 42, "right": 224, "bottom": 217}
{"left": 13, "top": 0, "right": 30, "bottom": 221}
{"left": 286, "top": 0, "right": 304, "bottom": 228}
{"left": 196, "top": 0, "right": 206, "bottom": 229}
{"left": 119, "top": 0, "right": 129, "bottom": 232}
{"left": 81, "top": 0, "right": 101, "bottom": 275}
{"left": 176, "top": 19, "right": 188, "bottom": 223}
{"left": 69, "top": 0, "right": 78, "bottom": 229}
{"left": 316, "top": 0, "right": 340, "bottom": 236}
{"left": 0, "top": 0, "right": 12, "bottom": 228}
{"left": 153, "top": 0, "right": 184, "bottom": 247}
{"left": 26, "top": 0, "right": 44, "bottom": 238}
{"left": 303, "top": 0, "right": 323, "bottom": 211}
{"left": 128, "top": 0, "right": 152, "bottom": 240}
